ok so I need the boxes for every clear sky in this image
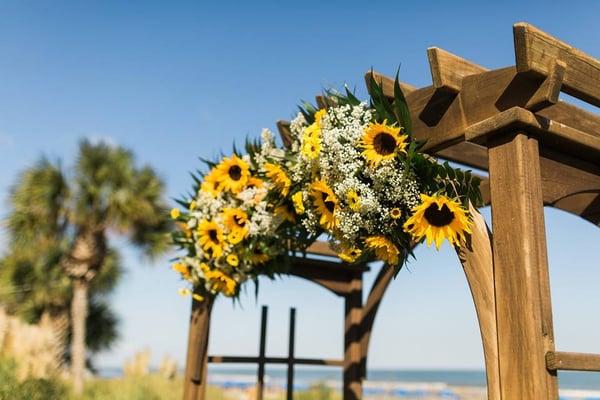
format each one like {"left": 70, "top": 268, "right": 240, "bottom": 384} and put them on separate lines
{"left": 1, "top": 0, "right": 599, "bottom": 372}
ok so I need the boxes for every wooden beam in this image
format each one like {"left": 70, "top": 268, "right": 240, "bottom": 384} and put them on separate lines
{"left": 514, "top": 22, "right": 600, "bottom": 108}
{"left": 182, "top": 295, "right": 214, "bottom": 400}
{"left": 305, "top": 240, "right": 339, "bottom": 258}
{"left": 277, "top": 120, "right": 293, "bottom": 149}
{"left": 209, "top": 355, "right": 344, "bottom": 366}
{"left": 524, "top": 60, "right": 566, "bottom": 111}
{"left": 343, "top": 275, "right": 363, "bottom": 400}
{"left": 464, "top": 106, "right": 600, "bottom": 165}
{"left": 488, "top": 132, "right": 558, "bottom": 399}
{"left": 456, "top": 204, "right": 499, "bottom": 400}
{"left": 546, "top": 351, "right": 600, "bottom": 372}
{"left": 427, "top": 47, "right": 487, "bottom": 93}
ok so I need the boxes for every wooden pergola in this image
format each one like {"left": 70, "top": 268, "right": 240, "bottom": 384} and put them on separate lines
{"left": 182, "top": 22, "right": 600, "bottom": 400}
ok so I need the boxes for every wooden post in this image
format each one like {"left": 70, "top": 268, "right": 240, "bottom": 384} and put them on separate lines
{"left": 182, "top": 294, "right": 214, "bottom": 400}
{"left": 488, "top": 133, "right": 558, "bottom": 399}
{"left": 287, "top": 308, "right": 296, "bottom": 400}
{"left": 343, "top": 274, "right": 363, "bottom": 400}
{"left": 256, "top": 306, "right": 268, "bottom": 400}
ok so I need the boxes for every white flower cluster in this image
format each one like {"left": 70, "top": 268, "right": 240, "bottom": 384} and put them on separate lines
{"left": 289, "top": 103, "right": 421, "bottom": 246}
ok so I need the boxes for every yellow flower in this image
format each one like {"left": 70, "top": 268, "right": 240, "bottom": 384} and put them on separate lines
{"left": 197, "top": 220, "right": 225, "bottom": 258}
{"left": 361, "top": 121, "right": 408, "bottom": 166}
{"left": 226, "top": 254, "right": 239, "bottom": 267}
{"left": 214, "top": 155, "right": 250, "bottom": 194}
{"left": 189, "top": 200, "right": 197, "bottom": 210}
{"left": 338, "top": 247, "right": 362, "bottom": 263}
{"left": 301, "top": 135, "right": 321, "bottom": 159}
{"left": 264, "top": 163, "right": 291, "bottom": 197}
{"left": 192, "top": 293, "right": 204, "bottom": 302}
{"left": 291, "top": 192, "right": 305, "bottom": 215}
{"left": 177, "top": 288, "right": 191, "bottom": 297}
{"left": 314, "top": 108, "right": 327, "bottom": 126}
{"left": 246, "top": 176, "right": 264, "bottom": 190}
{"left": 346, "top": 190, "right": 361, "bottom": 212}
{"left": 390, "top": 208, "right": 402, "bottom": 219}
{"left": 303, "top": 123, "right": 321, "bottom": 141}
{"left": 227, "top": 230, "right": 245, "bottom": 245}
{"left": 310, "top": 180, "right": 338, "bottom": 230}
{"left": 221, "top": 208, "right": 249, "bottom": 238}
{"left": 200, "top": 168, "right": 223, "bottom": 197}
{"left": 205, "top": 270, "right": 237, "bottom": 296}
{"left": 171, "top": 262, "right": 191, "bottom": 280}
{"left": 365, "top": 236, "right": 400, "bottom": 265}
{"left": 403, "top": 194, "right": 472, "bottom": 249}
{"left": 170, "top": 208, "right": 181, "bottom": 219}
{"left": 177, "top": 222, "right": 192, "bottom": 238}
{"left": 275, "top": 204, "right": 296, "bottom": 223}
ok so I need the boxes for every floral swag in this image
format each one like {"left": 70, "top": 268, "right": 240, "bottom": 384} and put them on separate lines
{"left": 170, "top": 74, "right": 482, "bottom": 301}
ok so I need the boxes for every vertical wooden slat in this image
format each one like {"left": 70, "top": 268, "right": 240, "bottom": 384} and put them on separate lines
{"left": 343, "top": 275, "right": 363, "bottom": 400}
{"left": 182, "top": 295, "right": 214, "bottom": 400}
{"left": 488, "top": 133, "right": 558, "bottom": 399}
{"left": 256, "top": 306, "right": 268, "bottom": 400}
{"left": 286, "top": 308, "right": 296, "bottom": 400}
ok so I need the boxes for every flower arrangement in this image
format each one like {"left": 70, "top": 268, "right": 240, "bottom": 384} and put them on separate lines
{"left": 170, "top": 73, "right": 481, "bottom": 300}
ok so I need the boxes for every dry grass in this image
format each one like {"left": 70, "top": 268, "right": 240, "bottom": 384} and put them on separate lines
{"left": 0, "top": 308, "right": 63, "bottom": 380}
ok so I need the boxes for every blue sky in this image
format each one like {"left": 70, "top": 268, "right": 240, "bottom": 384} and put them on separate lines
{"left": 1, "top": 1, "right": 600, "bottom": 372}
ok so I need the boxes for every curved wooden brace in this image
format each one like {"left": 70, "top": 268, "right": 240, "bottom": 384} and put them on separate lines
{"left": 455, "top": 204, "right": 500, "bottom": 400}
{"left": 359, "top": 262, "right": 397, "bottom": 378}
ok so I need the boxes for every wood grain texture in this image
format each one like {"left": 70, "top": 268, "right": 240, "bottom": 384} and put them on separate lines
{"left": 343, "top": 276, "right": 363, "bottom": 400}
{"left": 456, "top": 204, "right": 499, "bottom": 400}
{"left": 524, "top": 60, "right": 565, "bottom": 111}
{"left": 514, "top": 22, "right": 600, "bottom": 107}
{"left": 488, "top": 133, "right": 558, "bottom": 399}
{"left": 546, "top": 351, "right": 600, "bottom": 372}
{"left": 464, "top": 106, "right": 600, "bottom": 165}
{"left": 276, "top": 120, "right": 293, "bottom": 149}
{"left": 182, "top": 295, "right": 214, "bottom": 400}
{"left": 427, "top": 47, "right": 487, "bottom": 93}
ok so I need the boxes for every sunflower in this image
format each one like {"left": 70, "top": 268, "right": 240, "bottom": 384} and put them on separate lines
{"left": 311, "top": 180, "right": 338, "bottom": 230}
{"left": 221, "top": 208, "right": 249, "bottom": 236}
{"left": 170, "top": 208, "right": 181, "bottom": 219}
{"left": 361, "top": 121, "right": 408, "bottom": 166}
{"left": 264, "top": 163, "right": 291, "bottom": 197}
{"left": 205, "top": 270, "right": 237, "bottom": 296}
{"left": 214, "top": 155, "right": 250, "bottom": 194}
{"left": 403, "top": 194, "right": 472, "bottom": 249}
{"left": 227, "top": 230, "right": 245, "bottom": 245}
{"left": 301, "top": 136, "right": 321, "bottom": 159}
{"left": 338, "top": 247, "right": 362, "bottom": 263}
{"left": 390, "top": 208, "right": 402, "bottom": 219}
{"left": 200, "top": 168, "right": 223, "bottom": 197}
{"left": 226, "top": 254, "right": 239, "bottom": 267}
{"left": 346, "top": 190, "right": 361, "bottom": 212}
{"left": 172, "top": 262, "right": 191, "bottom": 280}
{"left": 197, "top": 220, "right": 225, "bottom": 258}
{"left": 365, "top": 236, "right": 400, "bottom": 265}
{"left": 291, "top": 191, "right": 305, "bottom": 215}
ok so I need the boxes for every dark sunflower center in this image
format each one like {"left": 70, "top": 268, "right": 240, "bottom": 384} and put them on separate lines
{"left": 228, "top": 165, "right": 242, "bottom": 181}
{"left": 373, "top": 132, "right": 397, "bottom": 155}
{"left": 424, "top": 204, "right": 455, "bottom": 227}
{"left": 254, "top": 248, "right": 263, "bottom": 255}
{"left": 321, "top": 192, "right": 335, "bottom": 213}
{"left": 208, "top": 229, "right": 219, "bottom": 243}
{"left": 233, "top": 215, "right": 245, "bottom": 227}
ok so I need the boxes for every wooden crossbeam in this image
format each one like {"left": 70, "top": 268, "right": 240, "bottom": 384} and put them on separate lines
{"left": 464, "top": 106, "right": 600, "bottom": 164}
{"left": 514, "top": 22, "right": 600, "bottom": 108}
{"left": 209, "top": 355, "right": 344, "bottom": 366}
{"left": 427, "top": 47, "right": 487, "bottom": 93}
{"left": 546, "top": 351, "right": 600, "bottom": 372}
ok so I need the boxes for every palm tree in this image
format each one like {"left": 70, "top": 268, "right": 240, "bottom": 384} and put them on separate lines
{"left": 4, "top": 140, "right": 170, "bottom": 394}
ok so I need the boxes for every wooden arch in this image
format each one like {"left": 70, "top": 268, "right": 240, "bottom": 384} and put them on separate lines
{"left": 182, "top": 22, "right": 600, "bottom": 400}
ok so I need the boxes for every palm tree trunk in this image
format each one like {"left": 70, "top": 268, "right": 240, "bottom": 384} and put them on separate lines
{"left": 71, "top": 278, "right": 89, "bottom": 395}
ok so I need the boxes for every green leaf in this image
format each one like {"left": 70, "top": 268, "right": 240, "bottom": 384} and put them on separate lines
{"left": 393, "top": 69, "right": 413, "bottom": 135}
